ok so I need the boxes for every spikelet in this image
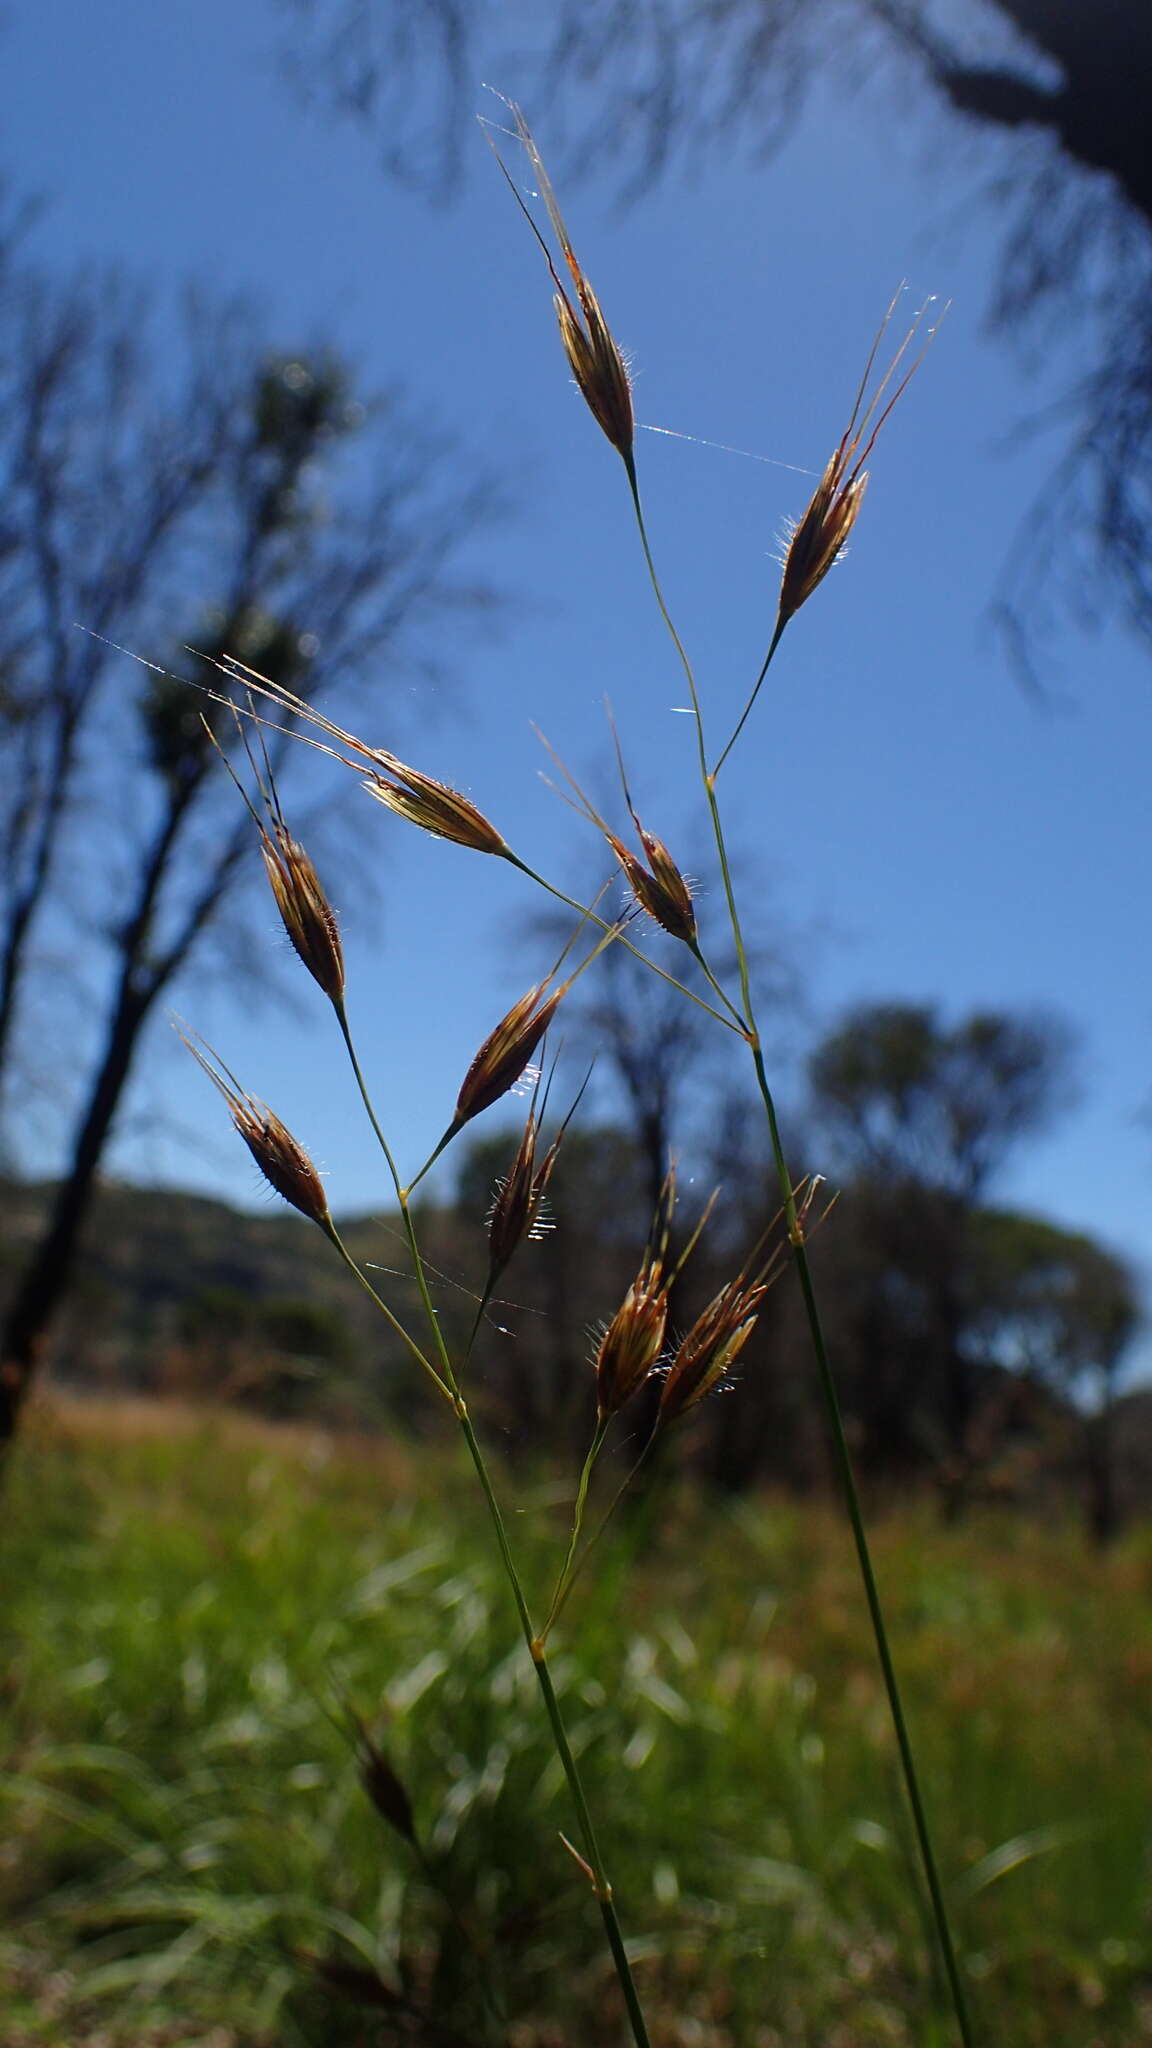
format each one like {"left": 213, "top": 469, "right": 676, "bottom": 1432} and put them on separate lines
{"left": 364, "top": 762, "right": 510, "bottom": 856}
{"left": 348, "top": 1709, "right": 418, "bottom": 1847}
{"left": 489, "top": 102, "right": 634, "bottom": 462}
{"left": 487, "top": 1114, "right": 563, "bottom": 1279}
{"left": 659, "top": 1277, "right": 769, "bottom": 1424}
{"left": 452, "top": 983, "right": 563, "bottom": 1133}
{"left": 262, "top": 830, "right": 345, "bottom": 1005}
{"left": 606, "top": 825, "right": 696, "bottom": 944}
{"left": 200, "top": 707, "right": 346, "bottom": 1006}
{"left": 594, "top": 1258, "right": 670, "bottom": 1419}
{"left": 593, "top": 1165, "right": 679, "bottom": 1417}
{"left": 536, "top": 721, "right": 697, "bottom": 944}
{"left": 177, "top": 1027, "right": 330, "bottom": 1227}
{"left": 776, "top": 290, "right": 938, "bottom": 630}
{"left": 191, "top": 656, "right": 513, "bottom": 860}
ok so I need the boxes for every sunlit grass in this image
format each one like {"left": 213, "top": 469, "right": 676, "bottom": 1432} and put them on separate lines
{"left": 2, "top": 1398, "right": 1149, "bottom": 2045}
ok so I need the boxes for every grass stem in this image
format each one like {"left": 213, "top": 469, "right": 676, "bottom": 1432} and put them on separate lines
{"left": 624, "top": 459, "right": 974, "bottom": 2048}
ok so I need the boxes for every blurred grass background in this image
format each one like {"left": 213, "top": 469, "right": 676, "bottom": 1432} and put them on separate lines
{"left": 2, "top": 1398, "right": 1150, "bottom": 2045}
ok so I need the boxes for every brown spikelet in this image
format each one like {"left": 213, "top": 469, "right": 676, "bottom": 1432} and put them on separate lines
{"left": 351, "top": 1716, "right": 418, "bottom": 1847}
{"left": 659, "top": 1277, "right": 769, "bottom": 1424}
{"left": 593, "top": 1164, "right": 680, "bottom": 1417}
{"left": 364, "top": 763, "right": 510, "bottom": 857}
{"left": 487, "top": 1114, "right": 558, "bottom": 1278}
{"left": 487, "top": 1066, "right": 586, "bottom": 1278}
{"left": 232, "top": 1099, "right": 331, "bottom": 1226}
{"left": 489, "top": 103, "right": 634, "bottom": 461}
{"left": 776, "top": 289, "right": 939, "bottom": 630}
{"left": 452, "top": 984, "right": 563, "bottom": 1132}
{"left": 777, "top": 456, "right": 868, "bottom": 626}
{"left": 262, "top": 830, "right": 345, "bottom": 1004}
{"left": 553, "top": 283, "right": 635, "bottom": 461}
{"left": 594, "top": 1259, "right": 670, "bottom": 1418}
{"left": 177, "top": 1027, "right": 331, "bottom": 1227}
{"left": 607, "top": 829, "right": 696, "bottom": 944}
{"left": 198, "top": 703, "right": 346, "bottom": 1003}
{"left": 191, "top": 658, "right": 514, "bottom": 861}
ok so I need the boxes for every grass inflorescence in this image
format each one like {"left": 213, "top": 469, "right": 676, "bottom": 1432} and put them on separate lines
{"left": 4, "top": 105, "right": 1062, "bottom": 2048}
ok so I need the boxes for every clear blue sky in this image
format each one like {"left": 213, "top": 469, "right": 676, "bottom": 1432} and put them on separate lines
{"left": 6, "top": 2, "right": 1150, "bottom": 1336}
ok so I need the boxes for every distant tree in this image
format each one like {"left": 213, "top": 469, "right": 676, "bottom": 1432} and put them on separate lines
{"left": 276, "top": 0, "right": 1152, "bottom": 650}
{"left": 806, "top": 1001, "right": 1077, "bottom": 1499}
{"left": 0, "top": 248, "right": 495, "bottom": 1452}
{"left": 809, "top": 1003, "right": 1073, "bottom": 1204}
{"left": 968, "top": 1210, "right": 1141, "bottom": 1539}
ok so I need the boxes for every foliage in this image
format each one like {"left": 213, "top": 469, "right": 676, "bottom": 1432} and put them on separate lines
{"left": 3, "top": 1402, "right": 1151, "bottom": 2046}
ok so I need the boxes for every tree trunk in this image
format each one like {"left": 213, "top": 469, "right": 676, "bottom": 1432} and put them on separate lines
{"left": 0, "top": 974, "right": 152, "bottom": 1448}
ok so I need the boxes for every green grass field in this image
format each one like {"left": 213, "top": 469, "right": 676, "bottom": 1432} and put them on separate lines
{"left": 2, "top": 1398, "right": 1150, "bottom": 2045}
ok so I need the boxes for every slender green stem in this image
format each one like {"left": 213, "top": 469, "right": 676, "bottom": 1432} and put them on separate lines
{"left": 625, "top": 466, "right": 974, "bottom": 2047}
{"left": 545, "top": 1425, "right": 661, "bottom": 1640}
{"left": 322, "top": 1221, "right": 451, "bottom": 1403}
{"left": 749, "top": 1047, "right": 973, "bottom": 2045}
{"left": 711, "top": 616, "right": 787, "bottom": 779}
{"left": 687, "top": 936, "right": 751, "bottom": 1033}
{"left": 334, "top": 1001, "right": 651, "bottom": 2044}
{"left": 506, "top": 852, "right": 742, "bottom": 1035}
{"left": 337, "top": 1002, "right": 459, "bottom": 1389}
{"left": 453, "top": 1399, "right": 651, "bottom": 2048}
{"left": 540, "top": 1416, "right": 610, "bottom": 1641}
{"left": 461, "top": 1275, "right": 496, "bottom": 1381}
{"left": 531, "top": 1644, "right": 652, "bottom": 2048}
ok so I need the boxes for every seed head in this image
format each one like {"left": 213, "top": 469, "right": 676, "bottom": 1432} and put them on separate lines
{"left": 776, "top": 288, "right": 939, "bottom": 631}
{"left": 607, "top": 826, "right": 697, "bottom": 944}
{"left": 659, "top": 1277, "right": 768, "bottom": 1424}
{"left": 553, "top": 282, "right": 635, "bottom": 462}
{"left": 490, "top": 102, "right": 634, "bottom": 462}
{"left": 262, "top": 829, "right": 345, "bottom": 1005}
{"left": 364, "top": 762, "right": 510, "bottom": 857}
{"left": 595, "top": 1259, "right": 670, "bottom": 1419}
{"left": 188, "top": 659, "right": 514, "bottom": 862}
{"left": 452, "top": 983, "right": 563, "bottom": 1133}
{"left": 350, "top": 1711, "right": 417, "bottom": 1847}
{"left": 197, "top": 701, "right": 346, "bottom": 1004}
{"left": 777, "top": 455, "right": 868, "bottom": 626}
{"left": 487, "top": 1115, "right": 562, "bottom": 1280}
{"left": 177, "top": 1026, "right": 330, "bottom": 1228}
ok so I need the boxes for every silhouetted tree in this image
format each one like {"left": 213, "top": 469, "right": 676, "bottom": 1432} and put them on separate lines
{"left": 806, "top": 1001, "right": 1076, "bottom": 1499}
{"left": 968, "top": 1209, "right": 1140, "bottom": 1538}
{"left": 0, "top": 247, "right": 495, "bottom": 1450}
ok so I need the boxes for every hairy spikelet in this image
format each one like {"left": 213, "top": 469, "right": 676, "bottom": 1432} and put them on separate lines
{"left": 231, "top": 1098, "right": 331, "bottom": 1226}
{"left": 490, "top": 103, "right": 634, "bottom": 461}
{"left": 776, "top": 290, "right": 938, "bottom": 629}
{"left": 659, "top": 1277, "right": 768, "bottom": 1423}
{"left": 452, "top": 984, "right": 563, "bottom": 1132}
{"left": 487, "top": 1115, "right": 562, "bottom": 1278}
{"left": 364, "top": 763, "right": 510, "bottom": 856}
{"left": 177, "top": 1027, "right": 330, "bottom": 1227}
{"left": 607, "top": 827, "right": 696, "bottom": 943}
{"left": 262, "top": 830, "right": 345, "bottom": 1005}
{"left": 595, "top": 1260, "right": 670, "bottom": 1419}
{"left": 778, "top": 457, "right": 868, "bottom": 625}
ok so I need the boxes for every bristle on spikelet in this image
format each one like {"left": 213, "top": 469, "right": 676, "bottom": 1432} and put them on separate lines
{"left": 776, "top": 289, "right": 939, "bottom": 629}
{"left": 659, "top": 1277, "right": 768, "bottom": 1423}
{"left": 488, "top": 101, "right": 634, "bottom": 463}
{"left": 190, "top": 656, "right": 513, "bottom": 860}
{"left": 451, "top": 984, "right": 563, "bottom": 1134}
{"left": 262, "top": 831, "right": 345, "bottom": 1005}
{"left": 177, "top": 1027, "right": 330, "bottom": 1227}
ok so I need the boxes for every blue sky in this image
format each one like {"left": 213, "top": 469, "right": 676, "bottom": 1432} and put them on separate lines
{"left": 6, "top": 2, "right": 1150, "bottom": 1331}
